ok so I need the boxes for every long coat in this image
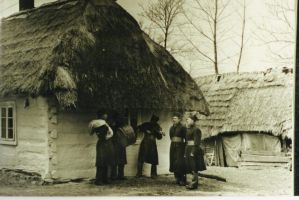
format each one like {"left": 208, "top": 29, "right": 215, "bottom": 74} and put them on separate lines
{"left": 169, "top": 123, "right": 186, "bottom": 173}
{"left": 137, "top": 121, "right": 163, "bottom": 165}
{"left": 95, "top": 125, "right": 115, "bottom": 167}
{"left": 185, "top": 125, "right": 206, "bottom": 173}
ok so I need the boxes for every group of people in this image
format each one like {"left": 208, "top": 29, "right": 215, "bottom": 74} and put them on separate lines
{"left": 89, "top": 110, "right": 128, "bottom": 185}
{"left": 89, "top": 110, "right": 206, "bottom": 190}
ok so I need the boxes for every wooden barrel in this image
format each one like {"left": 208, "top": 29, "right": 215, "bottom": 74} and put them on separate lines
{"left": 117, "top": 125, "right": 136, "bottom": 147}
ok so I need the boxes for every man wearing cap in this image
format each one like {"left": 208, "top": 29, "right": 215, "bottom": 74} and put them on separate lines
{"left": 89, "top": 110, "right": 115, "bottom": 185}
{"left": 169, "top": 112, "right": 187, "bottom": 186}
{"left": 184, "top": 114, "right": 206, "bottom": 190}
{"left": 136, "top": 114, "right": 163, "bottom": 178}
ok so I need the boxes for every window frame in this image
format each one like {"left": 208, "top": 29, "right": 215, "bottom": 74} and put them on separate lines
{"left": 0, "top": 101, "right": 17, "bottom": 146}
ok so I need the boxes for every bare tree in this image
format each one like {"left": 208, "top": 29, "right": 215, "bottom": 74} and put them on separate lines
{"left": 180, "top": 0, "right": 247, "bottom": 75}
{"left": 139, "top": 0, "right": 247, "bottom": 75}
{"left": 139, "top": 0, "right": 184, "bottom": 50}
{"left": 236, "top": 0, "right": 246, "bottom": 73}
{"left": 254, "top": 0, "right": 295, "bottom": 66}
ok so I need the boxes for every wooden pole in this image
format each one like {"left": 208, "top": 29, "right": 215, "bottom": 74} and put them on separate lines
{"left": 199, "top": 173, "right": 227, "bottom": 182}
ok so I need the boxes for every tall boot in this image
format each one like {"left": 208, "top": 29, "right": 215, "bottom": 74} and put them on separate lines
{"left": 178, "top": 173, "right": 187, "bottom": 186}
{"left": 117, "top": 164, "right": 127, "bottom": 180}
{"left": 186, "top": 171, "right": 198, "bottom": 190}
{"left": 174, "top": 172, "right": 180, "bottom": 184}
{"left": 136, "top": 162, "right": 143, "bottom": 178}
{"left": 151, "top": 165, "right": 157, "bottom": 178}
{"left": 181, "top": 173, "right": 187, "bottom": 185}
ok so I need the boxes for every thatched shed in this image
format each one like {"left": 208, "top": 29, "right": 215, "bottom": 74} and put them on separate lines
{"left": 0, "top": 0, "right": 209, "bottom": 181}
{"left": 196, "top": 69, "right": 293, "bottom": 168}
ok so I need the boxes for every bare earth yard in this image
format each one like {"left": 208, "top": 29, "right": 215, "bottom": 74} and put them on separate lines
{"left": 0, "top": 166, "right": 292, "bottom": 196}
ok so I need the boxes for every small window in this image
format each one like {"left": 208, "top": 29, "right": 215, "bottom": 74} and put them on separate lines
{"left": 0, "top": 102, "right": 17, "bottom": 145}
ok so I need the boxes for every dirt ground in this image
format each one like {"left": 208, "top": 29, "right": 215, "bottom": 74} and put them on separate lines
{"left": 0, "top": 166, "right": 292, "bottom": 196}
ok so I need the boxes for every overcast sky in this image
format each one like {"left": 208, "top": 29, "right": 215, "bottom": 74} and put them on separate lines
{"left": 0, "top": 0, "right": 296, "bottom": 77}
{"left": 117, "top": 0, "right": 295, "bottom": 77}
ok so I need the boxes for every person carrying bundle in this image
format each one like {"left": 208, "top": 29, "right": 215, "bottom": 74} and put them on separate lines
{"left": 89, "top": 110, "right": 115, "bottom": 185}
{"left": 110, "top": 112, "right": 135, "bottom": 180}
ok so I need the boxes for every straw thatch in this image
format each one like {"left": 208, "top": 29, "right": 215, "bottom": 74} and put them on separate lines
{"left": 0, "top": 0, "right": 209, "bottom": 114}
{"left": 195, "top": 69, "right": 293, "bottom": 139}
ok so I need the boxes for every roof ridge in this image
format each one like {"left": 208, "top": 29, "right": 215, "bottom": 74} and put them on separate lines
{"left": 195, "top": 67, "right": 294, "bottom": 80}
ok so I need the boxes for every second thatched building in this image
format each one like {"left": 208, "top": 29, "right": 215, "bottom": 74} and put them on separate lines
{"left": 196, "top": 69, "right": 293, "bottom": 168}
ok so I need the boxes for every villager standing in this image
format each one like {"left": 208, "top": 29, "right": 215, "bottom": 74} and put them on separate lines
{"left": 169, "top": 112, "right": 187, "bottom": 186}
{"left": 136, "top": 114, "right": 163, "bottom": 178}
{"left": 89, "top": 110, "right": 115, "bottom": 185}
{"left": 110, "top": 112, "right": 128, "bottom": 180}
{"left": 184, "top": 114, "right": 206, "bottom": 190}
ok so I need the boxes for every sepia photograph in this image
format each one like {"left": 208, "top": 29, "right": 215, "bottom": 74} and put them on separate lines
{"left": 0, "top": 0, "right": 295, "bottom": 196}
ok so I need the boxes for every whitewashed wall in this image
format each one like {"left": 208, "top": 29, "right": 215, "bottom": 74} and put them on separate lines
{"left": 53, "top": 111, "right": 97, "bottom": 180}
{"left": 0, "top": 97, "right": 50, "bottom": 178}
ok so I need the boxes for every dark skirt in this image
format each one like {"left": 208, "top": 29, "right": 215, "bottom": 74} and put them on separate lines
{"left": 138, "top": 137, "right": 158, "bottom": 165}
{"left": 185, "top": 145, "right": 206, "bottom": 173}
{"left": 96, "top": 139, "right": 115, "bottom": 167}
{"left": 169, "top": 142, "right": 186, "bottom": 173}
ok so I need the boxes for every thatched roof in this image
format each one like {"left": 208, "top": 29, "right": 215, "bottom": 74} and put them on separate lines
{"left": 0, "top": 0, "right": 209, "bottom": 114}
{"left": 195, "top": 69, "right": 293, "bottom": 139}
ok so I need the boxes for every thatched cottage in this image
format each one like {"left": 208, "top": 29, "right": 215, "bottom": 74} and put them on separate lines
{"left": 0, "top": 0, "right": 209, "bottom": 181}
{"left": 196, "top": 69, "right": 293, "bottom": 168}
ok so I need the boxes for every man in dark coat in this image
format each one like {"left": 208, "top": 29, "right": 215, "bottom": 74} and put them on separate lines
{"left": 169, "top": 112, "right": 187, "bottom": 186}
{"left": 136, "top": 114, "right": 163, "bottom": 178}
{"left": 110, "top": 112, "right": 128, "bottom": 180}
{"left": 89, "top": 110, "right": 115, "bottom": 185}
{"left": 184, "top": 114, "right": 206, "bottom": 190}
